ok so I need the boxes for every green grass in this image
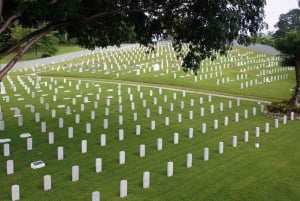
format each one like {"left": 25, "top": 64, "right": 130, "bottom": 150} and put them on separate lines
{"left": 0, "top": 44, "right": 299, "bottom": 201}
{"left": 0, "top": 45, "right": 84, "bottom": 64}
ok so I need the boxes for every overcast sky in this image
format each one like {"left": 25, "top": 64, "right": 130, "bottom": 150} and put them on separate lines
{"left": 264, "top": 0, "right": 298, "bottom": 32}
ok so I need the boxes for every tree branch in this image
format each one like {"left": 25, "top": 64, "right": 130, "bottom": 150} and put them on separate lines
{"left": 0, "top": 14, "right": 18, "bottom": 35}
{"left": 0, "top": 23, "right": 63, "bottom": 81}
{"left": 48, "top": 0, "right": 59, "bottom": 5}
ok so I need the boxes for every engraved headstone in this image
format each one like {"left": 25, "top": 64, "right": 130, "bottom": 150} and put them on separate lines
{"left": 143, "top": 171, "right": 150, "bottom": 189}
{"left": 100, "top": 134, "right": 106, "bottom": 147}
{"left": 27, "top": 138, "right": 32, "bottom": 151}
{"left": 203, "top": 148, "right": 209, "bottom": 161}
{"left": 58, "top": 146, "right": 64, "bottom": 160}
{"left": 244, "top": 131, "right": 249, "bottom": 142}
{"left": 7, "top": 160, "right": 14, "bottom": 175}
{"left": 81, "top": 140, "right": 87, "bottom": 153}
{"left": 232, "top": 136, "right": 237, "bottom": 147}
{"left": 202, "top": 123, "right": 207, "bottom": 134}
{"left": 96, "top": 158, "right": 102, "bottom": 173}
{"left": 49, "top": 132, "right": 54, "bottom": 144}
{"left": 187, "top": 153, "right": 192, "bottom": 168}
{"left": 174, "top": 133, "right": 179, "bottom": 144}
{"left": 44, "top": 175, "right": 51, "bottom": 191}
{"left": 157, "top": 138, "right": 163, "bottom": 151}
{"left": 119, "top": 151, "right": 125, "bottom": 164}
{"left": 219, "top": 142, "right": 224, "bottom": 154}
{"left": 11, "top": 184, "right": 20, "bottom": 201}
{"left": 72, "top": 165, "right": 79, "bottom": 182}
{"left": 68, "top": 127, "right": 73, "bottom": 138}
{"left": 4, "top": 143, "right": 10, "bottom": 156}
{"left": 167, "top": 161, "right": 174, "bottom": 177}
{"left": 265, "top": 123, "right": 270, "bottom": 133}
{"left": 92, "top": 191, "right": 100, "bottom": 201}
{"left": 120, "top": 180, "right": 127, "bottom": 198}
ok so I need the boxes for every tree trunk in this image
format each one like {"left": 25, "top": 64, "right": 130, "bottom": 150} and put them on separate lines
{"left": 290, "top": 55, "right": 300, "bottom": 106}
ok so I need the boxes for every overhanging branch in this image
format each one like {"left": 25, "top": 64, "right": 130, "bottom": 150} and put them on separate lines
{"left": 0, "top": 14, "right": 18, "bottom": 34}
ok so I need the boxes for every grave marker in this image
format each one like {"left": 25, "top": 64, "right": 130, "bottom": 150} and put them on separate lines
{"left": 157, "top": 138, "right": 163, "bottom": 151}
{"left": 81, "top": 140, "right": 87, "bottom": 153}
{"left": 96, "top": 158, "right": 102, "bottom": 173}
{"left": 119, "top": 151, "right": 125, "bottom": 164}
{"left": 27, "top": 138, "right": 32, "bottom": 151}
{"left": 72, "top": 165, "right": 79, "bottom": 182}
{"left": 219, "top": 142, "right": 224, "bottom": 154}
{"left": 244, "top": 131, "right": 249, "bottom": 142}
{"left": 233, "top": 136, "right": 237, "bottom": 147}
{"left": 58, "top": 146, "right": 64, "bottom": 160}
{"left": 7, "top": 160, "right": 14, "bottom": 175}
{"left": 44, "top": 175, "right": 51, "bottom": 191}
{"left": 11, "top": 184, "right": 20, "bottom": 201}
{"left": 203, "top": 148, "right": 209, "bottom": 161}
{"left": 187, "top": 153, "right": 192, "bottom": 168}
{"left": 100, "top": 134, "right": 106, "bottom": 147}
{"left": 92, "top": 191, "right": 100, "bottom": 201}
{"left": 4, "top": 143, "right": 10, "bottom": 156}
{"left": 167, "top": 161, "right": 174, "bottom": 177}
{"left": 143, "top": 171, "right": 150, "bottom": 189}
{"left": 174, "top": 133, "right": 179, "bottom": 144}
{"left": 120, "top": 180, "right": 127, "bottom": 198}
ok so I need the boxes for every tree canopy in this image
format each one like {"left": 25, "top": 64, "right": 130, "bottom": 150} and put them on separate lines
{"left": 273, "top": 9, "right": 300, "bottom": 106}
{"left": 0, "top": 0, "right": 266, "bottom": 80}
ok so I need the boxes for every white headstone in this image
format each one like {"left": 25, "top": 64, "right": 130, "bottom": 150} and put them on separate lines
{"left": 232, "top": 136, "right": 237, "bottom": 147}
{"left": 255, "top": 127, "right": 260, "bottom": 137}
{"left": 92, "top": 191, "right": 100, "bottom": 201}
{"left": 188, "top": 128, "right": 193, "bottom": 138}
{"left": 35, "top": 113, "right": 40, "bottom": 123}
{"left": 143, "top": 171, "right": 150, "bottom": 189}
{"left": 86, "top": 123, "right": 91, "bottom": 134}
{"left": 136, "top": 125, "right": 141, "bottom": 135}
{"left": 81, "top": 140, "right": 87, "bottom": 153}
{"left": 151, "top": 120, "right": 155, "bottom": 130}
{"left": 244, "top": 110, "right": 248, "bottom": 119}
{"left": 103, "top": 119, "right": 108, "bottom": 129}
{"left": 41, "top": 122, "right": 46, "bottom": 133}
{"left": 7, "top": 160, "right": 14, "bottom": 175}
{"left": 167, "top": 161, "right": 174, "bottom": 177}
{"left": 219, "top": 142, "right": 224, "bottom": 154}
{"left": 100, "top": 134, "right": 106, "bottom": 147}
{"left": 11, "top": 184, "right": 20, "bottom": 201}
{"left": 178, "top": 113, "right": 182, "bottom": 123}
{"left": 214, "top": 119, "right": 218, "bottom": 130}
{"left": 68, "top": 127, "right": 73, "bottom": 138}
{"left": 119, "top": 151, "right": 125, "bottom": 164}
{"left": 203, "top": 148, "right": 209, "bottom": 161}
{"left": 187, "top": 153, "right": 192, "bottom": 168}
{"left": 202, "top": 123, "right": 207, "bottom": 134}
{"left": 48, "top": 132, "right": 54, "bottom": 144}
{"left": 157, "top": 138, "right": 163, "bottom": 151}
{"left": 244, "top": 131, "right": 249, "bottom": 142}
{"left": 174, "top": 133, "right": 179, "bottom": 144}
{"left": 27, "top": 138, "right": 32, "bottom": 151}
{"left": 44, "top": 175, "right": 51, "bottom": 191}
{"left": 275, "top": 119, "right": 279, "bottom": 128}
{"left": 120, "top": 180, "right": 127, "bottom": 198}
{"left": 265, "top": 123, "right": 270, "bottom": 133}
{"left": 235, "top": 113, "right": 239, "bottom": 122}
{"left": 140, "top": 144, "right": 145, "bottom": 157}
{"left": 59, "top": 118, "right": 63, "bottom": 128}
{"left": 72, "top": 165, "right": 79, "bottom": 182}
{"left": 57, "top": 146, "right": 64, "bottom": 160}
{"left": 96, "top": 158, "right": 102, "bottom": 173}
{"left": 4, "top": 143, "right": 10, "bottom": 156}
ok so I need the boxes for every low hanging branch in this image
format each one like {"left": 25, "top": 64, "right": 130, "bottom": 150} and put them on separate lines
{"left": 0, "top": 23, "right": 64, "bottom": 81}
{"left": 0, "top": 14, "right": 18, "bottom": 34}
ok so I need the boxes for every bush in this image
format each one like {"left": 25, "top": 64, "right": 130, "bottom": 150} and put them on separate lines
{"left": 267, "top": 100, "right": 300, "bottom": 114}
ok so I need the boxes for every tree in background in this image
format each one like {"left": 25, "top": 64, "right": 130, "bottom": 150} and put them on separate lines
{"left": 273, "top": 9, "right": 300, "bottom": 106}
{"left": 0, "top": 0, "right": 266, "bottom": 81}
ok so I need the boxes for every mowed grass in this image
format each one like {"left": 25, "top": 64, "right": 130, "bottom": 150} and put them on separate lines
{"left": 0, "top": 45, "right": 84, "bottom": 64}
{"left": 0, "top": 44, "right": 299, "bottom": 201}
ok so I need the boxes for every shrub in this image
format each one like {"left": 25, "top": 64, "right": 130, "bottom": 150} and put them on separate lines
{"left": 267, "top": 100, "right": 300, "bottom": 114}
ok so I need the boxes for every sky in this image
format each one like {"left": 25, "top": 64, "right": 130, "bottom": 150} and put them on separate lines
{"left": 264, "top": 0, "right": 298, "bottom": 32}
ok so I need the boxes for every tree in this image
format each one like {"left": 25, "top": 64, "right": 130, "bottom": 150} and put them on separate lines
{"left": 273, "top": 9, "right": 300, "bottom": 106}
{"left": 0, "top": 0, "right": 266, "bottom": 81}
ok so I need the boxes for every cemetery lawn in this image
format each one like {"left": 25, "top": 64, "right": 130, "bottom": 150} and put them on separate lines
{"left": 0, "top": 44, "right": 299, "bottom": 201}
{"left": 0, "top": 45, "right": 84, "bottom": 64}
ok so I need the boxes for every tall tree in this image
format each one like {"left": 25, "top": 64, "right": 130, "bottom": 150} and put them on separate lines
{"left": 273, "top": 9, "right": 300, "bottom": 106}
{"left": 0, "top": 0, "right": 266, "bottom": 81}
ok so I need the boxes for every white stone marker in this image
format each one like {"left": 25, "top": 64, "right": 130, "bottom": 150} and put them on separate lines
{"left": 167, "top": 161, "right": 174, "bottom": 177}
{"left": 219, "top": 142, "right": 224, "bottom": 154}
{"left": 189, "top": 111, "right": 193, "bottom": 120}
{"left": 82, "top": 140, "right": 87, "bottom": 153}
{"left": 17, "top": 116, "right": 23, "bottom": 126}
{"left": 75, "top": 114, "right": 80, "bottom": 124}
{"left": 283, "top": 115, "right": 287, "bottom": 124}
{"left": 72, "top": 165, "right": 79, "bottom": 182}
{"left": 7, "top": 160, "right": 14, "bottom": 175}
{"left": 143, "top": 171, "right": 150, "bottom": 189}
{"left": 48, "top": 132, "right": 54, "bottom": 144}
{"left": 188, "top": 128, "right": 193, "bottom": 138}
{"left": 100, "top": 134, "right": 106, "bottom": 147}
{"left": 158, "top": 106, "right": 162, "bottom": 115}
{"left": 91, "top": 111, "right": 95, "bottom": 120}
{"left": 228, "top": 100, "right": 232, "bottom": 109}
{"left": 96, "top": 158, "right": 102, "bottom": 173}
{"left": 146, "top": 109, "right": 150, "bottom": 118}
{"left": 244, "top": 131, "right": 249, "bottom": 142}
{"left": 11, "top": 184, "right": 20, "bottom": 201}
{"left": 210, "top": 105, "right": 214, "bottom": 114}
{"left": 92, "top": 191, "right": 100, "bottom": 201}
{"left": 119, "top": 151, "right": 125, "bottom": 164}
{"left": 119, "top": 129, "right": 124, "bottom": 141}
{"left": 44, "top": 175, "right": 51, "bottom": 191}
{"left": 275, "top": 119, "right": 279, "bottom": 128}
{"left": 214, "top": 119, "right": 218, "bottom": 130}
{"left": 187, "top": 153, "right": 192, "bottom": 168}
{"left": 174, "top": 133, "right": 179, "bottom": 144}
{"left": 291, "top": 112, "right": 295, "bottom": 120}
{"left": 59, "top": 118, "right": 63, "bottom": 128}
{"left": 58, "top": 146, "right": 64, "bottom": 160}
{"left": 255, "top": 127, "right": 260, "bottom": 137}
{"left": 265, "top": 123, "right": 270, "bottom": 133}
{"left": 133, "top": 113, "right": 137, "bottom": 121}
{"left": 224, "top": 116, "right": 229, "bottom": 126}
{"left": 244, "top": 110, "right": 248, "bottom": 119}
{"left": 202, "top": 123, "right": 207, "bottom": 134}
{"left": 119, "top": 115, "right": 123, "bottom": 125}
{"left": 235, "top": 113, "right": 239, "bottom": 122}
{"left": 136, "top": 125, "right": 141, "bottom": 135}
{"left": 41, "top": 122, "right": 46, "bottom": 133}
{"left": 164, "top": 116, "right": 169, "bottom": 126}
{"left": 232, "top": 136, "right": 237, "bottom": 147}
{"left": 68, "top": 127, "right": 73, "bottom": 138}
{"left": 103, "top": 119, "right": 108, "bottom": 129}
{"left": 0, "top": 120, "right": 5, "bottom": 130}
{"left": 4, "top": 143, "right": 10, "bottom": 156}
{"left": 27, "top": 138, "right": 32, "bottom": 151}
{"left": 140, "top": 144, "right": 145, "bottom": 157}
{"left": 86, "top": 123, "right": 91, "bottom": 134}
{"left": 51, "top": 109, "right": 56, "bottom": 118}
{"left": 157, "top": 138, "right": 163, "bottom": 151}
{"left": 170, "top": 103, "right": 174, "bottom": 111}
{"left": 151, "top": 120, "right": 155, "bottom": 130}
{"left": 120, "top": 180, "right": 127, "bottom": 198}
{"left": 253, "top": 107, "right": 257, "bottom": 116}
{"left": 178, "top": 113, "right": 182, "bottom": 123}
{"left": 203, "top": 148, "right": 209, "bottom": 161}
{"left": 35, "top": 113, "right": 40, "bottom": 123}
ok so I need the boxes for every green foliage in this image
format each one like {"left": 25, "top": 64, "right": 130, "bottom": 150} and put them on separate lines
{"left": 37, "top": 32, "right": 59, "bottom": 57}
{"left": 1, "top": 0, "right": 266, "bottom": 74}
{"left": 267, "top": 100, "right": 300, "bottom": 114}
